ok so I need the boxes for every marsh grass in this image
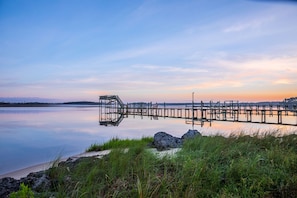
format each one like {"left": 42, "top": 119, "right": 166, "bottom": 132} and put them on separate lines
{"left": 86, "top": 137, "right": 153, "bottom": 152}
{"left": 45, "top": 131, "right": 297, "bottom": 197}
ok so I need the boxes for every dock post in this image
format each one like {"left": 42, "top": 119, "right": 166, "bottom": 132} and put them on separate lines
{"left": 192, "top": 92, "right": 194, "bottom": 124}
{"left": 277, "top": 110, "right": 282, "bottom": 124}
{"left": 201, "top": 101, "right": 204, "bottom": 120}
{"left": 269, "top": 104, "right": 273, "bottom": 116}
{"left": 246, "top": 110, "right": 252, "bottom": 122}
{"left": 209, "top": 101, "right": 212, "bottom": 120}
{"left": 222, "top": 110, "right": 226, "bottom": 121}
{"left": 284, "top": 104, "right": 288, "bottom": 116}
{"left": 233, "top": 110, "right": 239, "bottom": 121}
{"left": 261, "top": 110, "right": 266, "bottom": 123}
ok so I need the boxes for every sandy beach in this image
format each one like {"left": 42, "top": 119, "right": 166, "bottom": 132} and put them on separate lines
{"left": 0, "top": 150, "right": 111, "bottom": 180}
{"left": 0, "top": 162, "right": 53, "bottom": 180}
{"left": 0, "top": 148, "right": 180, "bottom": 180}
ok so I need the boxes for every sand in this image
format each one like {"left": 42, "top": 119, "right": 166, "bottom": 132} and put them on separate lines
{"left": 0, "top": 150, "right": 111, "bottom": 180}
{"left": 0, "top": 148, "right": 180, "bottom": 180}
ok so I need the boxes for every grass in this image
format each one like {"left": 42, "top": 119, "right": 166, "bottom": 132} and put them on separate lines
{"left": 86, "top": 137, "right": 153, "bottom": 152}
{"left": 9, "top": 183, "right": 34, "bottom": 198}
{"left": 176, "top": 133, "right": 297, "bottom": 197}
{"left": 35, "top": 131, "right": 297, "bottom": 197}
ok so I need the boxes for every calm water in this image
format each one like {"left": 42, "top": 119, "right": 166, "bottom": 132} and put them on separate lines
{"left": 0, "top": 106, "right": 296, "bottom": 175}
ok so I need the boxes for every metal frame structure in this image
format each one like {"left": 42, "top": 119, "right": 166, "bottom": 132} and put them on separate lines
{"left": 99, "top": 95, "right": 126, "bottom": 126}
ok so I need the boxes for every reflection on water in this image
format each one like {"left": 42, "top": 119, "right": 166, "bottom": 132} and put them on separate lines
{"left": 0, "top": 106, "right": 296, "bottom": 175}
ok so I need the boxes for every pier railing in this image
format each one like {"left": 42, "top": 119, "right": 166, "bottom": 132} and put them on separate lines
{"left": 99, "top": 95, "right": 297, "bottom": 126}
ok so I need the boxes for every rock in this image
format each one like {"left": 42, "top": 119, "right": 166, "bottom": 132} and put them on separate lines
{"left": 20, "top": 171, "right": 51, "bottom": 192}
{"left": 153, "top": 132, "right": 182, "bottom": 151}
{"left": 181, "top": 129, "right": 201, "bottom": 140}
{"left": 152, "top": 130, "right": 201, "bottom": 151}
{"left": 0, "top": 156, "right": 102, "bottom": 197}
{"left": 32, "top": 174, "right": 51, "bottom": 192}
{"left": 0, "top": 177, "right": 20, "bottom": 198}
{"left": 0, "top": 173, "right": 51, "bottom": 197}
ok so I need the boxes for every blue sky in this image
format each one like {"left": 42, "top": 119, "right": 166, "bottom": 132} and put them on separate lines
{"left": 0, "top": 0, "right": 297, "bottom": 102}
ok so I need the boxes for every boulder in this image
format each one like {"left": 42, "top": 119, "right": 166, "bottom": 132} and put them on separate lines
{"left": 152, "top": 130, "right": 202, "bottom": 150}
{"left": 181, "top": 129, "right": 201, "bottom": 140}
{"left": 0, "top": 177, "right": 20, "bottom": 198}
{"left": 153, "top": 132, "right": 182, "bottom": 151}
{"left": 20, "top": 171, "right": 51, "bottom": 192}
{"left": 0, "top": 171, "right": 52, "bottom": 197}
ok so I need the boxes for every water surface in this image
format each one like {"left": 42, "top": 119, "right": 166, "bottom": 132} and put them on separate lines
{"left": 0, "top": 106, "right": 296, "bottom": 175}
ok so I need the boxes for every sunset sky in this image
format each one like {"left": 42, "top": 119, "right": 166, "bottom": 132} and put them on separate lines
{"left": 0, "top": 0, "right": 297, "bottom": 103}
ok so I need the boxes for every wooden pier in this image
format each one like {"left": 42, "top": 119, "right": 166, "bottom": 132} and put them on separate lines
{"left": 99, "top": 95, "right": 297, "bottom": 127}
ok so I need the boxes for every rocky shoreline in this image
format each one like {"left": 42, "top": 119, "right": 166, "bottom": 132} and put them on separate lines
{"left": 0, "top": 130, "right": 201, "bottom": 197}
{"left": 0, "top": 170, "right": 51, "bottom": 197}
{"left": 0, "top": 153, "right": 113, "bottom": 197}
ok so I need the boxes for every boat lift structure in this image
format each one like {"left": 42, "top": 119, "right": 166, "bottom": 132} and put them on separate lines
{"left": 99, "top": 95, "right": 126, "bottom": 126}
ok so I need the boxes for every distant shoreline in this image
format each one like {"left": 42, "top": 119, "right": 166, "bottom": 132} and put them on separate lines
{"left": 0, "top": 102, "right": 100, "bottom": 107}
{"left": 0, "top": 100, "right": 287, "bottom": 108}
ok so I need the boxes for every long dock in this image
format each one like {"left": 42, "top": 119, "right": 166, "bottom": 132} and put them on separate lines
{"left": 99, "top": 95, "right": 297, "bottom": 127}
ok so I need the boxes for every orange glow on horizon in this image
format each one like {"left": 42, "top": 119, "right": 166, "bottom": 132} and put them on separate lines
{"left": 122, "top": 91, "right": 297, "bottom": 103}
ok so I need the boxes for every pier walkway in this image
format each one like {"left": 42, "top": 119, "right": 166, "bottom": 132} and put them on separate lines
{"left": 99, "top": 95, "right": 297, "bottom": 127}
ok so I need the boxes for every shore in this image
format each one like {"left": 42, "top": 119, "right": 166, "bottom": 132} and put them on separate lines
{"left": 0, "top": 150, "right": 111, "bottom": 180}
{"left": 0, "top": 148, "right": 180, "bottom": 180}
{"left": 2, "top": 134, "right": 297, "bottom": 197}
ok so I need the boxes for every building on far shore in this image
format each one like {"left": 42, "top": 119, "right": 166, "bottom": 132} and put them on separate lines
{"left": 284, "top": 97, "right": 297, "bottom": 103}
{"left": 283, "top": 97, "right": 297, "bottom": 111}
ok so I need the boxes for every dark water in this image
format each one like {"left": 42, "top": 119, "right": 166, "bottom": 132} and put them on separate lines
{"left": 0, "top": 106, "right": 296, "bottom": 175}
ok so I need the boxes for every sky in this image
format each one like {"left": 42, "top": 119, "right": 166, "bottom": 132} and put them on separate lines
{"left": 0, "top": 0, "right": 297, "bottom": 103}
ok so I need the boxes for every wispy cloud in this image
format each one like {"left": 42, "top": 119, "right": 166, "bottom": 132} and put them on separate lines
{"left": 177, "top": 50, "right": 297, "bottom": 94}
{"left": 274, "top": 79, "right": 295, "bottom": 85}
{"left": 223, "top": 17, "right": 273, "bottom": 33}
{"left": 127, "top": 0, "right": 162, "bottom": 24}
{"left": 132, "top": 64, "right": 208, "bottom": 73}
